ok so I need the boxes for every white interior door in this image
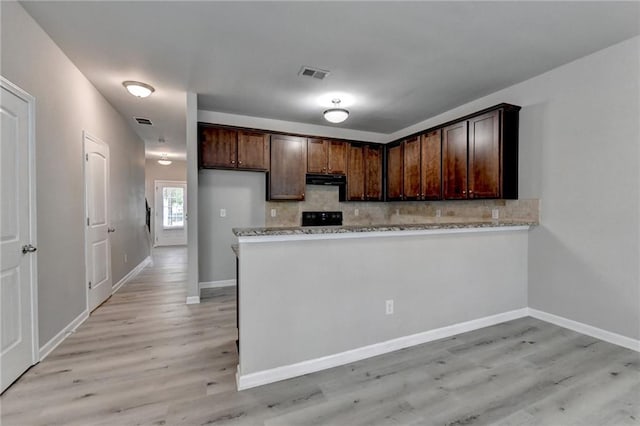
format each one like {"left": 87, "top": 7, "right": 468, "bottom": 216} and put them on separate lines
{"left": 1, "top": 78, "right": 38, "bottom": 393}
{"left": 84, "top": 132, "right": 112, "bottom": 312}
{"left": 154, "top": 180, "right": 187, "bottom": 246}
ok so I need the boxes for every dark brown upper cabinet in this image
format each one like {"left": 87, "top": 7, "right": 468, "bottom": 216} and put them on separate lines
{"left": 421, "top": 130, "right": 442, "bottom": 200}
{"left": 364, "top": 145, "right": 383, "bottom": 201}
{"left": 237, "top": 131, "right": 270, "bottom": 170}
{"left": 402, "top": 136, "right": 421, "bottom": 200}
{"left": 347, "top": 144, "right": 383, "bottom": 201}
{"left": 389, "top": 132, "right": 442, "bottom": 201}
{"left": 200, "top": 127, "right": 237, "bottom": 168}
{"left": 443, "top": 106, "right": 519, "bottom": 200}
{"left": 199, "top": 126, "right": 269, "bottom": 171}
{"left": 269, "top": 134, "right": 307, "bottom": 201}
{"left": 443, "top": 121, "right": 468, "bottom": 200}
{"left": 386, "top": 143, "right": 404, "bottom": 200}
{"left": 307, "top": 139, "right": 347, "bottom": 175}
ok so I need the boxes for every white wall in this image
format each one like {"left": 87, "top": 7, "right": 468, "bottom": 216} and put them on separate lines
{"left": 1, "top": 3, "right": 149, "bottom": 346}
{"left": 392, "top": 37, "right": 640, "bottom": 340}
{"left": 199, "top": 170, "right": 265, "bottom": 283}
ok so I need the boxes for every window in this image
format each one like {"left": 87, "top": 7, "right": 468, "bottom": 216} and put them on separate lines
{"left": 162, "top": 187, "right": 184, "bottom": 229}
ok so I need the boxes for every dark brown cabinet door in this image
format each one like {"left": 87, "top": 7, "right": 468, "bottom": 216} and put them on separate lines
{"left": 307, "top": 138, "right": 328, "bottom": 173}
{"left": 443, "top": 121, "right": 468, "bottom": 200}
{"left": 328, "top": 140, "right": 347, "bottom": 175}
{"left": 237, "top": 131, "right": 269, "bottom": 170}
{"left": 200, "top": 127, "right": 237, "bottom": 168}
{"left": 386, "top": 143, "right": 403, "bottom": 200}
{"left": 364, "top": 145, "right": 383, "bottom": 200}
{"left": 347, "top": 145, "right": 365, "bottom": 201}
{"left": 308, "top": 139, "right": 347, "bottom": 175}
{"left": 402, "top": 136, "right": 421, "bottom": 200}
{"left": 468, "top": 111, "right": 500, "bottom": 199}
{"left": 421, "top": 130, "right": 442, "bottom": 200}
{"left": 269, "top": 135, "right": 307, "bottom": 200}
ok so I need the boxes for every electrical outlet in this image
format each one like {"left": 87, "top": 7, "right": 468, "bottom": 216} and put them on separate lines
{"left": 395, "top": 209, "right": 400, "bottom": 216}
{"left": 436, "top": 209, "right": 442, "bottom": 218}
{"left": 354, "top": 208, "right": 359, "bottom": 216}
{"left": 385, "top": 299, "right": 394, "bottom": 315}
{"left": 220, "top": 209, "right": 226, "bottom": 218}
{"left": 492, "top": 208, "right": 499, "bottom": 220}
{"left": 124, "top": 253, "right": 128, "bottom": 263}
{"left": 270, "top": 208, "right": 277, "bottom": 217}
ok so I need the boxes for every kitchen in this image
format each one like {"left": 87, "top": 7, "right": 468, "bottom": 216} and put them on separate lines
{"left": 194, "top": 93, "right": 631, "bottom": 391}
{"left": 2, "top": 1, "right": 638, "bottom": 423}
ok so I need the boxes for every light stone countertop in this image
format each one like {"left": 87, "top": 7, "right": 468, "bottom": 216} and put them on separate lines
{"left": 233, "top": 220, "right": 538, "bottom": 237}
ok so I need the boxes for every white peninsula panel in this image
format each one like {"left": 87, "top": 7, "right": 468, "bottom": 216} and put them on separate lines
{"left": 235, "top": 224, "right": 530, "bottom": 389}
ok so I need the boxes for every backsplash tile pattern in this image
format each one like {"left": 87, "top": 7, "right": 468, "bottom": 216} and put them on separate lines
{"left": 265, "top": 186, "right": 538, "bottom": 227}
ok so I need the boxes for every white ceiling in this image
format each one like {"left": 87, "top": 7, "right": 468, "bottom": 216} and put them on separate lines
{"left": 21, "top": 1, "right": 640, "bottom": 159}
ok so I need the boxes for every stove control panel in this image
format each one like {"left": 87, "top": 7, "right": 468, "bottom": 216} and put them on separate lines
{"left": 301, "top": 211, "right": 343, "bottom": 227}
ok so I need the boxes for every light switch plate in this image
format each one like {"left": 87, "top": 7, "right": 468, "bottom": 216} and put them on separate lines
{"left": 220, "top": 209, "right": 226, "bottom": 217}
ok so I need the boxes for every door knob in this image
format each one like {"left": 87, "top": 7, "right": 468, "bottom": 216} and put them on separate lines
{"left": 22, "top": 244, "right": 37, "bottom": 254}
{"left": 108, "top": 227, "right": 116, "bottom": 233}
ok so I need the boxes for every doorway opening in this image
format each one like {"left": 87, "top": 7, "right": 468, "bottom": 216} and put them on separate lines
{"left": 154, "top": 180, "right": 187, "bottom": 246}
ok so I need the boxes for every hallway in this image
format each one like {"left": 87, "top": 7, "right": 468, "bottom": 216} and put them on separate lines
{"left": 1, "top": 247, "right": 238, "bottom": 425}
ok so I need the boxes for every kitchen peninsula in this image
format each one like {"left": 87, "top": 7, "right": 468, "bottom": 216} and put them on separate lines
{"left": 233, "top": 220, "right": 536, "bottom": 390}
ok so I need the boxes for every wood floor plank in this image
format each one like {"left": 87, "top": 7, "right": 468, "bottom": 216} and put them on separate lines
{"left": 1, "top": 246, "right": 638, "bottom": 426}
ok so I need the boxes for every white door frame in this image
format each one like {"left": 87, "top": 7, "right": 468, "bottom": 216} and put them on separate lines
{"left": 82, "top": 131, "right": 112, "bottom": 312}
{"left": 154, "top": 180, "right": 187, "bottom": 247}
{"left": 0, "top": 77, "right": 39, "bottom": 367}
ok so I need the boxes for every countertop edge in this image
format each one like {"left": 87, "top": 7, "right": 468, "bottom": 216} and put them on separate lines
{"left": 235, "top": 223, "right": 535, "bottom": 243}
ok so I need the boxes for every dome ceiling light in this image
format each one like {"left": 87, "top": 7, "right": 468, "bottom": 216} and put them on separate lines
{"left": 158, "top": 153, "right": 172, "bottom": 166}
{"left": 122, "top": 80, "right": 155, "bottom": 98}
{"left": 323, "top": 99, "right": 349, "bottom": 124}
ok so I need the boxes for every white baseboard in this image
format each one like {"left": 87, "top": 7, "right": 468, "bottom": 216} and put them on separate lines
{"left": 237, "top": 307, "right": 529, "bottom": 390}
{"left": 528, "top": 308, "right": 640, "bottom": 352}
{"left": 199, "top": 279, "right": 236, "bottom": 290}
{"left": 39, "top": 309, "right": 89, "bottom": 361}
{"left": 112, "top": 256, "right": 152, "bottom": 294}
{"left": 186, "top": 296, "right": 200, "bottom": 304}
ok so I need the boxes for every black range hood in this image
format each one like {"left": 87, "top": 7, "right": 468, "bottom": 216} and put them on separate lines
{"left": 305, "top": 174, "right": 346, "bottom": 186}
{"left": 305, "top": 174, "right": 347, "bottom": 201}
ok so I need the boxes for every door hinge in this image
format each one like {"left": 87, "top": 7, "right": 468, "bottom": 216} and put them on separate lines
{"left": 86, "top": 154, "right": 89, "bottom": 161}
{"left": 88, "top": 281, "right": 92, "bottom": 289}
{"left": 87, "top": 217, "right": 90, "bottom": 226}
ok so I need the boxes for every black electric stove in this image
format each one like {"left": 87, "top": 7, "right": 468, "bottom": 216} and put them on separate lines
{"left": 301, "top": 211, "right": 343, "bottom": 227}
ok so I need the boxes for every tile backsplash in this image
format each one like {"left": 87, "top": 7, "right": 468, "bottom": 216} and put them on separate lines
{"left": 265, "top": 186, "right": 539, "bottom": 227}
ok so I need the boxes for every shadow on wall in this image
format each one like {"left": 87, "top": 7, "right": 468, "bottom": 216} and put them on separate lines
{"left": 198, "top": 169, "right": 266, "bottom": 283}
{"left": 528, "top": 225, "right": 640, "bottom": 340}
{"left": 518, "top": 101, "right": 547, "bottom": 200}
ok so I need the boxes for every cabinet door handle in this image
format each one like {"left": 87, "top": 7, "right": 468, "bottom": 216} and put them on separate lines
{"left": 231, "top": 160, "right": 236, "bottom": 164}
{"left": 238, "top": 161, "right": 242, "bottom": 165}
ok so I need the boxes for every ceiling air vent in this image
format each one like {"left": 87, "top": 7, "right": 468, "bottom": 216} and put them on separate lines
{"left": 134, "top": 117, "right": 153, "bottom": 125}
{"left": 298, "top": 66, "right": 330, "bottom": 80}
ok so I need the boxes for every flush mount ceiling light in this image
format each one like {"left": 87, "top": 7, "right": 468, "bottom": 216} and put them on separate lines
{"left": 323, "top": 99, "right": 349, "bottom": 124}
{"left": 122, "top": 80, "right": 155, "bottom": 98}
{"left": 158, "top": 153, "right": 172, "bottom": 166}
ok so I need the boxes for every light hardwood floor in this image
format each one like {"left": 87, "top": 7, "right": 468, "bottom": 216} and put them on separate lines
{"left": 1, "top": 246, "right": 638, "bottom": 425}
